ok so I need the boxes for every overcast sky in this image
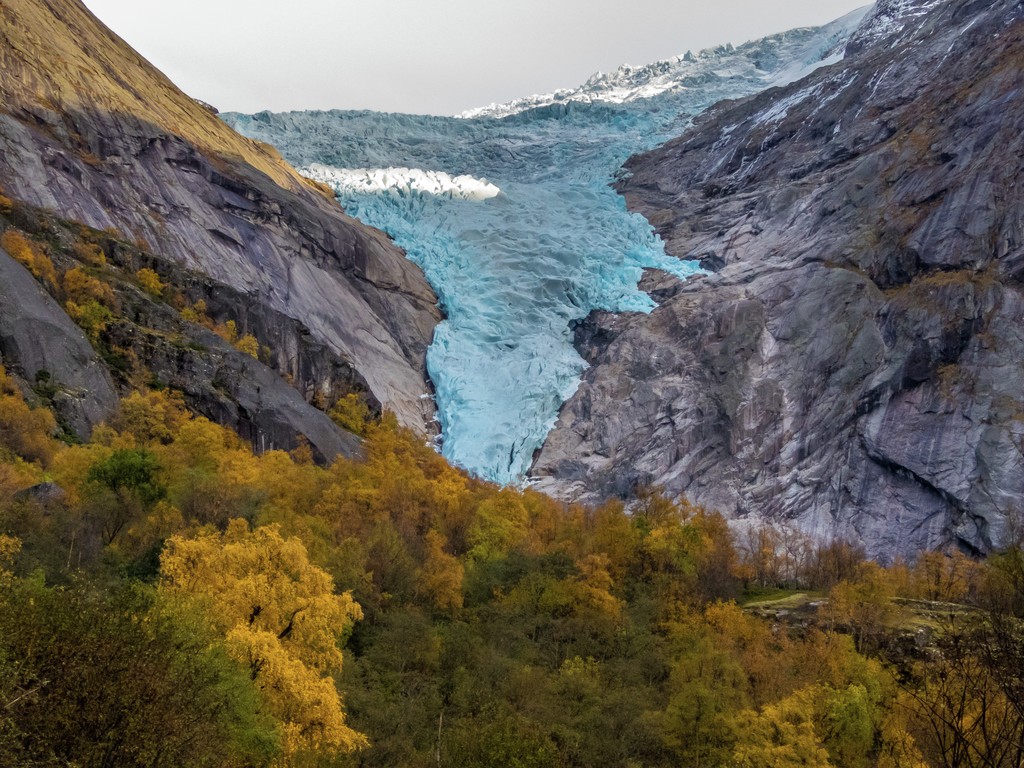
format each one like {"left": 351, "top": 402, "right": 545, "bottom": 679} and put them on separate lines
{"left": 83, "top": 0, "right": 871, "bottom": 116}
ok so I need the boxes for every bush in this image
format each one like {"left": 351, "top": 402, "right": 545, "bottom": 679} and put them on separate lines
{"left": 0, "top": 367, "right": 56, "bottom": 465}
{"left": 235, "top": 333, "right": 259, "bottom": 358}
{"left": 65, "top": 299, "right": 114, "bottom": 344}
{"left": 0, "top": 578, "right": 280, "bottom": 766}
{"left": 330, "top": 393, "right": 373, "bottom": 436}
{"left": 62, "top": 267, "right": 117, "bottom": 308}
{"left": 135, "top": 267, "right": 165, "bottom": 297}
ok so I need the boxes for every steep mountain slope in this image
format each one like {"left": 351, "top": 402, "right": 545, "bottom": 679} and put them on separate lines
{"left": 534, "top": 0, "right": 1024, "bottom": 558}
{"left": 0, "top": 0, "right": 441, "bottom": 439}
{"left": 225, "top": 13, "right": 868, "bottom": 483}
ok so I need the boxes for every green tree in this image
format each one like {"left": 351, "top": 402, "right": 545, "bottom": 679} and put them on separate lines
{"left": 86, "top": 448, "right": 166, "bottom": 544}
{"left": 0, "top": 576, "right": 278, "bottom": 767}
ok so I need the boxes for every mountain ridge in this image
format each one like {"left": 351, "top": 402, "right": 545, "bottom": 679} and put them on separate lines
{"left": 533, "top": 0, "right": 1024, "bottom": 558}
{"left": 458, "top": 6, "right": 871, "bottom": 120}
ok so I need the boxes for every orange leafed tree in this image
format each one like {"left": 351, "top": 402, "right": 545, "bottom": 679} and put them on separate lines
{"left": 160, "top": 520, "right": 367, "bottom": 763}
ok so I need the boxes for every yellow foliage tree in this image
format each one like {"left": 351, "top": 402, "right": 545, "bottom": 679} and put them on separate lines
{"left": 417, "top": 529, "right": 464, "bottom": 612}
{"left": 910, "top": 550, "right": 981, "bottom": 603}
{"left": 72, "top": 240, "right": 106, "bottom": 266}
{"left": 328, "top": 393, "right": 373, "bottom": 437}
{"left": 135, "top": 267, "right": 165, "bottom": 297}
{"left": 824, "top": 562, "right": 900, "bottom": 652}
{"left": 0, "top": 366, "right": 57, "bottom": 465}
{"left": 62, "top": 267, "right": 116, "bottom": 308}
{"left": 114, "top": 389, "right": 190, "bottom": 445}
{"left": 468, "top": 489, "right": 529, "bottom": 560}
{"left": 215, "top": 318, "right": 240, "bottom": 344}
{"left": 64, "top": 299, "right": 114, "bottom": 344}
{"left": 235, "top": 333, "right": 260, "bottom": 358}
{"left": 160, "top": 520, "right": 367, "bottom": 762}
{"left": 731, "top": 687, "right": 834, "bottom": 768}
{"left": 180, "top": 298, "right": 212, "bottom": 327}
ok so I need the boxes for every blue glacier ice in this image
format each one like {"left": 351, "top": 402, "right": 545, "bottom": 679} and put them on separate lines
{"left": 224, "top": 9, "right": 868, "bottom": 485}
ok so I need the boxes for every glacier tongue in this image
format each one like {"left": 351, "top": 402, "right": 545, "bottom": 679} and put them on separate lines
{"left": 225, "top": 13, "right": 866, "bottom": 485}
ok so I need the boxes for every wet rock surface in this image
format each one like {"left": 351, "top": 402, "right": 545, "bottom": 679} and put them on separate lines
{"left": 534, "top": 0, "right": 1024, "bottom": 558}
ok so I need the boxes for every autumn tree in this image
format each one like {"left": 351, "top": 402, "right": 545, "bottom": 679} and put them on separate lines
{"left": 62, "top": 266, "right": 117, "bottom": 308}
{"left": 822, "top": 562, "right": 900, "bottom": 653}
{"left": 1, "top": 230, "right": 56, "bottom": 285}
{"left": 160, "top": 520, "right": 367, "bottom": 763}
{"left": 731, "top": 687, "right": 834, "bottom": 768}
{"left": 135, "top": 267, "right": 165, "bottom": 297}
{"left": 910, "top": 550, "right": 981, "bottom": 603}
{"left": 417, "top": 529, "right": 464, "bottom": 612}
{"left": 0, "top": 367, "right": 56, "bottom": 466}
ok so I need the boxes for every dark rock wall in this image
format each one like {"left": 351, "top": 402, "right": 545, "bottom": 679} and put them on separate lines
{"left": 534, "top": 0, "right": 1024, "bottom": 558}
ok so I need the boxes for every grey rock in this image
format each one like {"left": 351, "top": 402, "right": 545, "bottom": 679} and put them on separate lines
{"left": 0, "top": 246, "right": 118, "bottom": 438}
{"left": 13, "top": 482, "right": 67, "bottom": 508}
{"left": 0, "top": 0, "right": 440, "bottom": 433}
{"left": 101, "top": 280, "right": 364, "bottom": 463}
{"left": 534, "top": 0, "right": 1024, "bottom": 559}
{"left": 0, "top": 115, "right": 440, "bottom": 432}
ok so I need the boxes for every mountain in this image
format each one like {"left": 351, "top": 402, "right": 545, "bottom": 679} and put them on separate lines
{"left": 0, "top": 0, "right": 441, "bottom": 454}
{"left": 224, "top": 12, "right": 869, "bottom": 485}
{"left": 533, "top": 0, "right": 1024, "bottom": 559}
{"left": 458, "top": 6, "right": 868, "bottom": 119}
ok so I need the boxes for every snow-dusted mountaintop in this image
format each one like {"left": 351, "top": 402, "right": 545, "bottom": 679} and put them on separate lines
{"left": 845, "top": 0, "right": 947, "bottom": 54}
{"left": 459, "top": 6, "right": 871, "bottom": 119}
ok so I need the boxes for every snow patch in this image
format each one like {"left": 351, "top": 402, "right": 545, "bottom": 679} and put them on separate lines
{"left": 301, "top": 163, "right": 501, "bottom": 201}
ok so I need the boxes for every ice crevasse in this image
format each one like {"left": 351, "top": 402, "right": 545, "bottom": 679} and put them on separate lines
{"left": 225, "top": 8, "right": 869, "bottom": 485}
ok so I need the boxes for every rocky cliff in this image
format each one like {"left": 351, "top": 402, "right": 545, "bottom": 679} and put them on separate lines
{"left": 0, "top": 0, "right": 441, "bottom": 442}
{"left": 534, "top": 0, "right": 1024, "bottom": 558}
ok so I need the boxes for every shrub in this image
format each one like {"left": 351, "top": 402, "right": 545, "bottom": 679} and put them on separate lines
{"left": 135, "top": 267, "right": 165, "bottom": 297}
{"left": 181, "top": 298, "right": 213, "bottom": 327}
{"left": 235, "top": 334, "right": 259, "bottom": 358}
{"left": 329, "top": 393, "right": 373, "bottom": 436}
{"left": 72, "top": 241, "right": 106, "bottom": 266}
{"left": 62, "top": 267, "right": 116, "bottom": 308}
{"left": 65, "top": 299, "right": 114, "bottom": 344}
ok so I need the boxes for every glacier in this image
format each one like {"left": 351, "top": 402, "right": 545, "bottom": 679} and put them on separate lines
{"left": 224, "top": 8, "right": 869, "bottom": 485}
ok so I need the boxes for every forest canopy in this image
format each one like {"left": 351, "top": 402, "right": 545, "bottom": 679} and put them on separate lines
{"left": 0, "top": 370, "right": 1022, "bottom": 767}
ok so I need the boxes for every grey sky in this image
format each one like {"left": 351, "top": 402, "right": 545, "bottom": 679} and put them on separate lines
{"left": 83, "top": 0, "right": 871, "bottom": 116}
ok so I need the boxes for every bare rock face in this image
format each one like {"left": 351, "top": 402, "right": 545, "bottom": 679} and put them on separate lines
{"left": 534, "top": 0, "right": 1024, "bottom": 559}
{"left": 0, "top": 245, "right": 118, "bottom": 437}
{"left": 0, "top": 0, "right": 440, "bottom": 432}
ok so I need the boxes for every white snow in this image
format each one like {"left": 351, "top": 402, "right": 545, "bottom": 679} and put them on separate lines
{"left": 459, "top": 5, "right": 871, "bottom": 120}
{"left": 301, "top": 164, "right": 501, "bottom": 201}
{"left": 847, "top": 0, "right": 946, "bottom": 51}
